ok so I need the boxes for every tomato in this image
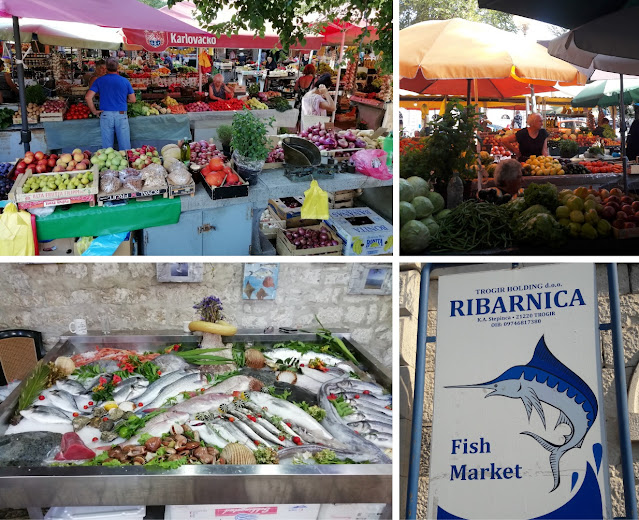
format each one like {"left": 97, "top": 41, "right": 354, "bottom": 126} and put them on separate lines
{"left": 209, "top": 158, "right": 224, "bottom": 171}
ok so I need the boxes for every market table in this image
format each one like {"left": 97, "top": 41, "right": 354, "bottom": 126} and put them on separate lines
{"left": 34, "top": 196, "right": 181, "bottom": 241}
{"left": 41, "top": 114, "right": 191, "bottom": 153}
{"left": 187, "top": 109, "right": 298, "bottom": 141}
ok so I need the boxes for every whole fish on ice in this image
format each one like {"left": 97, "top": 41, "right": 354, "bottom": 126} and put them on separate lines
{"left": 446, "top": 335, "right": 598, "bottom": 492}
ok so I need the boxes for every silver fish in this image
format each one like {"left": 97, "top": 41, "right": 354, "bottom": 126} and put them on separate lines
{"left": 340, "top": 391, "right": 391, "bottom": 404}
{"left": 143, "top": 372, "right": 204, "bottom": 410}
{"left": 229, "top": 408, "right": 286, "bottom": 446}
{"left": 38, "top": 390, "right": 81, "bottom": 414}
{"left": 207, "top": 419, "right": 242, "bottom": 445}
{"left": 55, "top": 379, "right": 87, "bottom": 396}
{"left": 247, "top": 391, "right": 340, "bottom": 448}
{"left": 189, "top": 421, "right": 231, "bottom": 447}
{"left": 347, "top": 420, "right": 393, "bottom": 435}
{"left": 278, "top": 443, "right": 389, "bottom": 464}
{"left": 21, "top": 406, "right": 72, "bottom": 423}
{"left": 127, "top": 410, "right": 190, "bottom": 445}
{"left": 168, "top": 393, "right": 233, "bottom": 416}
{"left": 214, "top": 418, "right": 257, "bottom": 451}
{"left": 152, "top": 354, "right": 191, "bottom": 374}
{"left": 134, "top": 370, "right": 192, "bottom": 408}
{"left": 112, "top": 376, "right": 148, "bottom": 403}
{"left": 88, "top": 360, "right": 120, "bottom": 373}
{"left": 81, "top": 373, "right": 111, "bottom": 391}
{"left": 318, "top": 376, "right": 391, "bottom": 463}
{"left": 299, "top": 366, "right": 345, "bottom": 383}
{"left": 335, "top": 379, "right": 388, "bottom": 397}
{"left": 350, "top": 401, "right": 392, "bottom": 417}
{"left": 361, "top": 431, "right": 392, "bottom": 449}
{"left": 226, "top": 413, "right": 275, "bottom": 448}
{"left": 347, "top": 410, "right": 393, "bottom": 425}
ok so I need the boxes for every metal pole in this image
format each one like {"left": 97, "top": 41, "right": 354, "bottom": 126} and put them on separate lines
{"left": 620, "top": 73, "right": 629, "bottom": 193}
{"left": 466, "top": 78, "right": 471, "bottom": 109}
{"left": 331, "top": 30, "right": 346, "bottom": 124}
{"left": 530, "top": 84, "right": 536, "bottom": 112}
{"left": 12, "top": 16, "right": 30, "bottom": 153}
{"left": 606, "top": 263, "right": 638, "bottom": 520}
{"left": 406, "top": 263, "right": 433, "bottom": 520}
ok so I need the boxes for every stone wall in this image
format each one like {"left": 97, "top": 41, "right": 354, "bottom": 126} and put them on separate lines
{"left": 400, "top": 263, "right": 639, "bottom": 518}
{"left": 0, "top": 263, "right": 392, "bottom": 368}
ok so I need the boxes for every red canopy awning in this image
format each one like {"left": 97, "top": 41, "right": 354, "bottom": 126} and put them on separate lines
{"left": 123, "top": 1, "right": 323, "bottom": 52}
{"left": 321, "top": 19, "right": 377, "bottom": 46}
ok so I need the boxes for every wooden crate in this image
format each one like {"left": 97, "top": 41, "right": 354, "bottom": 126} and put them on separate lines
{"left": 97, "top": 179, "right": 168, "bottom": 206}
{"left": 259, "top": 207, "right": 285, "bottom": 239}
{"left": 276, "top": 224, "right": 343, "bottom": 256}
{"left": 328, "top": 189, "right": 360, "bottom": 209}
{"left": 39, "top": 111, "right": 66, "bottom": 122}
{"left": 13, "top": 116, "right": 38, "bottom": 125}
{"left": 263, "top": 162, "right": 284, "bottom": 170}
{"left": 9, "top": 166, "right": 99, "bottom": 208}
{"left": 70, "top": 86, "right": 89, "bottom": 96}
{"left": 613, "top": 226, "right": 639, "bottom": 239}
{"left": 168, "top": 178, "right": 196, "bottom": 199}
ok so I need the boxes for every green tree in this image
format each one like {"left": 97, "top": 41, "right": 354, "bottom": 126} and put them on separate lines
{"left": 169, "top": 0, "right": 392, "bottom": 73}
{"left": 137, "top": 0, "right": 167, "bottom": 8}
{"left": 400, "top": 0, "right": 516, "bottom": 31}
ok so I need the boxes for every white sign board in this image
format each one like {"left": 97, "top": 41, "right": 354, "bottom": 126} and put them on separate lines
{"left": 428, "top": 264, "right": 611, "bottom": 519}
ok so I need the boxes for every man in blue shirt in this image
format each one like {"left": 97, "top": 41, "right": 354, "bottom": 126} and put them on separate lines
{"left": 85, "top": 57, "right": 136, "bottom": 150}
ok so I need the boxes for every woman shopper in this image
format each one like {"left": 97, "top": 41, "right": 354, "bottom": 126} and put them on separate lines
{"left": 85, "top": 57, "right": 136, "bottom": 150}
{"left": 301, "top": 73, "right": 336, "bottom": 117}
{"left": 501, "top": 113, "right": 549, "bottom": 162}
{"left": 294, "top": 64, "right": 316, "bottom": 130}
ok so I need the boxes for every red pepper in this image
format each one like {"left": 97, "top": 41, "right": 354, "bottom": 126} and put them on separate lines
{"left": 228, "top": 417, "right": 235, "bottom": 422}
{"left": 88, "top": 401, "right": 94, "bottom": 406}
{"left": 354, "top": 394, "right": 360, "bottom": 399}
{"left": 247, "top": 415, "right": 257, "bottom": 422}
{"left": 158, "top": 371, "right": 162, "bottom": 375}
{"left": 363, "top": 390, "right": 370, "bottom": 395}
{"left": 285, "top": 422, "right": 292, "bottom": 428}
{"left": 112, "top": 375, "right": 122, "bottom": 384}
{"left": 278, "top": 435, "right": 285, "bottom": 441}
{"left": 300, "top": 364, "right": 305, "bottom": 367}
{"left": 92, "top": 437, "right": 98, "bottom": 442}
{"left": 327, "top": 393, "right": 337, "bottom": 400}
{"left": 173, "top": 345, "right": 179, "bottom": 351}
{"left": 138, "top": 402, "right": 143, "bottom": 407}
{"left": 385, "top": 405, "right": 392, "bottom": 410}
{"left": 102, "top": 417, "right": 108, "bottom": 422}
{"left": 292, "top": 436, "right": 302, "bottom": 445}
{"left": 83, "top": 405, "right": 88, "bottom": 410}
{"left": 253, "top": 440, "right": 260, "bottom": 445}
{"left": 73, "top": 413, "right": 79, "bottom": 417}
{"left": 38, "top": 395, "right": 45, "bottom": 401}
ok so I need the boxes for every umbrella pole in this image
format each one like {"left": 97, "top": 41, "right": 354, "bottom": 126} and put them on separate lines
{"left": 620, "top": 73, "right": 628, "bottom": 193}
{"left": 12, "top": 16, "right": 30, "bottom": 153}
{"left": 331, "top": 30, "right": 346, "bottom": 124}
{"left": 466, "top": 79, "right": 471, "bottom": 110}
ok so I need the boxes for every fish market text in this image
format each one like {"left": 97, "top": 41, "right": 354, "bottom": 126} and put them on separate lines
{"left": 449, "top": 289, "right": 585, "bottom": 317}
{"left": 450, "top": 437, "right": 523, "bottom": 481}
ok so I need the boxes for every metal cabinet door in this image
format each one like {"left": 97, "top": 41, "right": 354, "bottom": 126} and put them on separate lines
{"left": 201, "top": 203, "right": 253, "bottom": 256}
{"left": 142, "top": 210, "right": 203, "bottom": 256}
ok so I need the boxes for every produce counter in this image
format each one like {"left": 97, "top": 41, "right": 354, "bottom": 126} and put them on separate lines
{"left": 41, "top": 115, "right": 192, "bottom": 153}
{"left": 521, "top": 173, "right": 627, "bottom": 190}
{"left": 0, "top": 330, "right": 391, "bottom": 508}
{"left": 187, "top": 109, "right": 298, "bottom": 141}
{"left": 0, "top": 124, "right": 47, "bottom": 162}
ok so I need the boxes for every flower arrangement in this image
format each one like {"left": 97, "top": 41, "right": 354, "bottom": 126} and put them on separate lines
{"left": 193, "top": 295, "right": 225, "bottom": 323}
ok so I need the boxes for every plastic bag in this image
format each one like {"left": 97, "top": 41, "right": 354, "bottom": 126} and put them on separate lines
{"left": 119, "top": 169, "right": 144, "bottom": 191}
{"left": 301, "top": 180, "right": 329, "bottom": 220}
{"left": 166, "top": 160, "right": 188, "bottom": 174}
{"left": 82, "top": 232, "right": 129, "bottom": 256}
{"left": 140, "top": 164, "right": 167, "bottom": 189}
{"left": 74, "top": 236, "right": 94, "bottom": 256}
{"left": 350, "top": 149, "right": 392, "bottom": 180}
{"left": 0, "top": 203, "right": 36, "bottom": 256}
{"left": 99, "top": 170, "right": 122, "bottom": 194}
{"left": 168, "top": 169, "right": 192, "bottom": 186}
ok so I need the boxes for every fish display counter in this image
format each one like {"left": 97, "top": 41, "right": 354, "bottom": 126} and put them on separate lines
{"left": 0, "top": 330, "right": 391, "bottom": 509}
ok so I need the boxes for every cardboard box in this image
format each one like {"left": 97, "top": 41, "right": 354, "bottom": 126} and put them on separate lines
{"left": 324, "top": 207, "right": 393, "bottom": 256}
{"left": 268, "top": 196, "right": 304, "bottom": 220}
{"left": 38, "top": 238, "right": 75, "bottom": 256}
{"left": 165, "top": 504, "right": 320, "bottom": 520}
{"left": 317, "top": 504, "right": 386, "bottom": 520}
{"left": 113, "top": 235, "right": 133, "bottom": 256}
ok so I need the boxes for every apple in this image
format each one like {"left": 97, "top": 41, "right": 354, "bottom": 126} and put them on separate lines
{"left": 72, "top": 148, "right": 82, "bottom": 156}
{"left": 76, "top": 163, "right": 87, "bottom": 170}
{"left": 17, "top": 160, "right": 27, "bottom": 170}
{"left": 66, "top": 164, "right": 75, "bottom": 171}
{"left": 632, "top": 201, "right": 639, "bottom": 213}
{"left": 49, "top": 154, "right": 58, "bottom": 161}
{"left": 23, "top": 155, "right": 34, "bottom": 165}
{"left": 47, "top": 158, "right": 57, "bottom": 168}
{"left": 34, "top": 151, "right": 45, "bottom": 161}
{"left": 601, "top": 205, "right": 617, "bottom": 220}
{"left": 622, "top": 204, "right": 634, "bottom": 216}
{"left": 617, "top": 211, "right": 628, "bottom": 221}
{"left": 621, "top": 196, "right": 633, "bottom": 205}
{"left": 73, "top": 153, "right": 84, "bottom": 163}
{"left": 52, "top": 166, "right": 63, "bottom": 173}
{"left": 37, "top": 159, "right": 48, "bottom": 167}
{"left": 35, "top": 164, "right": 47, "bottom": 173}
{"left": 624, "top": 222, "right": 637, "bottom": 229}
{"left": 68, "top": 160, "right": 76, "bottom": 169}
{"left": 60, "top": 153, "right": 73, "bottom": 164}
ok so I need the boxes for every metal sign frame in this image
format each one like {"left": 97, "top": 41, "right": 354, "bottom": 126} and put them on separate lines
{"left": 405, "top": 263, "right": 638, "bottom": 520}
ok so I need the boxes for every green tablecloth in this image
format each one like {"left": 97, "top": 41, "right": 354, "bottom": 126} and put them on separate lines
{"left": 35, "top": 196, "right": 181, "bottom": 240}
{"left": 42, "top": 114, "right": 191, "bottom": 152}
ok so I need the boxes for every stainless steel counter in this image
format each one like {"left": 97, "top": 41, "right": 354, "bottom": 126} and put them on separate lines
{"left": 0, "top": 331, "right": 392, "bottom": 508}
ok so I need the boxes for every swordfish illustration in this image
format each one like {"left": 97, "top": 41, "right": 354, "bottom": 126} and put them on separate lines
{"left": 446, "top": 335, "right": 598, "bottom": 492}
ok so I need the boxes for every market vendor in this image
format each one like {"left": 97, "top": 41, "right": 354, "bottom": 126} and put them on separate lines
{"left": 301, "top": 73, "right": 336, "bottom": 116}
{"left": 208, "top": 73, "right": 232, "bottom": 101}
{"left": 86, "top": 60, "right": 106, "bottom": 88}
{"left": 593, "top": 117, "right": 610, "bottom": 137}
{"left": 85, "top": 57, "right": 136, "bottom": 150}
{"left": 494, "top": 159, "right": 523, "bottom": 196}
{"left": 501, "top": 113, "right": 549, "bottom": 162}
{"left": 265, "top": 55, "right": 278, "bottom": 72}
{"left": 0, "top": 65, "right": 18, "bottom": 103}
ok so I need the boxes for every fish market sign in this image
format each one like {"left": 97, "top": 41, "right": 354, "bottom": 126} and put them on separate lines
{"left": 428, "top": 264, "right": 611, "bottom": 519}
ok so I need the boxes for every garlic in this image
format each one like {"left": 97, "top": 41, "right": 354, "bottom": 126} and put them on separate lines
{"left": 54, "top": 356, "right": 75, "bottom": 376}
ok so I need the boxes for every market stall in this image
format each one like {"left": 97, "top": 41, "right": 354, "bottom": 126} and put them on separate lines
{"left": 0, "top": 264, "right": 392, "bottom": 516}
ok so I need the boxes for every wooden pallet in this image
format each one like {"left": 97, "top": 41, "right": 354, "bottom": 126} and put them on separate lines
{"left": 328, "top": 189, "right": 360, "bottom": 209}
{"left": 97, "top": 180, "right": 168, "bottom": 206}
{"left": 13, "top": 116, "right": 38, "bottom": 125}
{"left": 167, "top": 179, "right": 196, "bottom": 199}
{"left": 39, "top": 112, "right": 65, "bottom": 122}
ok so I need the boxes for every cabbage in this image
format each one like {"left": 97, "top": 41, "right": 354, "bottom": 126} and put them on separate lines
{"left": 515, "top": 213, "right": 567, "bottom": 248}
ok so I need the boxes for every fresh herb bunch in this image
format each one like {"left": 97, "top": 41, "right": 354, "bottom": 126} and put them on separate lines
{"left": 327, "top": 393, "right": 355, "bottom": 417}
{"left": 230, "top": 109, "right": 274, "bottom": 161}
{"left": 194, "top": 295, "right": 225, "bottom": 323}
{"left": 216, "top": 124, "right": 233, "bottom": 146}
{"left": 294, "top": 401, "right": 327, "bottom": 422}
{"left": 0, "top": 108, "right": 14, "bottom": 129}
{"left": 268, "top": 96, "right": 293, "bottom": 112}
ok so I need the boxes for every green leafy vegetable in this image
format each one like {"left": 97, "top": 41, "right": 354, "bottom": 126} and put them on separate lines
{"left": 523, "top": 183, "right": 559, "bottom": 212}
{"left": 265, "top": 386, "right": 292, "bottom": 400}
{"left": 73, "top": 364, "right": 103, "bottom": 381}
{"left": 138, "top": 433, "right": 152, "bottom": 445}
{"left": 294, "top": 402, "right": 327, "bottom": 422}
{"left": 254, "top": 446, "right": 279, "bottom": 464}
{"left": 0, "top": 108, "right": 15, "bottom": 129}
